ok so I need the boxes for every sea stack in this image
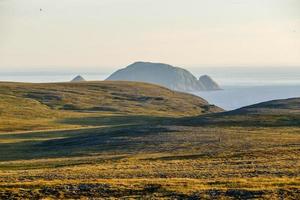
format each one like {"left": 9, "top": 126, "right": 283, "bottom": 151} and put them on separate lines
{"left": 71, "top": 75, "right": 86, "bottom": 82}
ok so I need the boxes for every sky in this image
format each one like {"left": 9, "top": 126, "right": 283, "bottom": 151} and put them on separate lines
{"left": 0, "top": 0, "right": 299, "bottom": 73}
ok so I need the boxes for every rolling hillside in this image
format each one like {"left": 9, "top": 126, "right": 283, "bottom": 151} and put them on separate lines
{"left": 0, "top": 83, "right": 299, "bottom": 199}
{"left": 0, "top": 81, "right": 222, "bottom": 132}
{"left": 231, "top": 97, "right": 300, "bottom": 114}
{"left": 182, "top": 97, "right": 300, "bottom": 127}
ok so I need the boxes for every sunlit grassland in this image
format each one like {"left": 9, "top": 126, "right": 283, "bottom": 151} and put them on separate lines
{"left": 0, "top": 124, "right": 299, "bottom": 199}
{"left": 0, "top": 81, "right": 221, "bottom": 133}
{"left": 0, "top": 81, "right": 299, "bottom": 199}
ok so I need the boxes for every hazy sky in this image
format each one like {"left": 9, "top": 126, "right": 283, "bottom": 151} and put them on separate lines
{"left": 0, "top": 0, "right": 299, "bottom": 72}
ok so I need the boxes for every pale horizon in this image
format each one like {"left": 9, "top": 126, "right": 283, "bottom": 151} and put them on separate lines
{"left": 1, "top": 0, "right": 299, "bottom": 71}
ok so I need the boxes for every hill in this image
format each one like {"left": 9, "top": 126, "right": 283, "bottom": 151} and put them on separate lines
{"left": 0, "top": 83, "right": 299, "bottom": 199}
{"left": 0, "top": 81, "right": 222, "bottom": 132}
{"left": 182, "top": 97, "right": 300, "bottom": 127}
{"left": 231, "top": 97, "right": 300, "bottom": 114}
{"left": 223, "top": 97, "right": 300, "bottom": 126}
{"left": 106, "top": 62, "right": 221, "bottom": 91}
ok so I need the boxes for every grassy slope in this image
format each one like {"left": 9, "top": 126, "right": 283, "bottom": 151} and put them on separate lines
{"left": 0, "top": 83, "right": 299, "bottom": 199}
{"left": 181, "top": 97, "right": 300, "bottom": 127}
{"left": 0, "top": 81, "right": 222, "bottom": 132}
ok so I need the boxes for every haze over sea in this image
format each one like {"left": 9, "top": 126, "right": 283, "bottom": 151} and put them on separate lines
{"left": 194, "top": 67, "right": 300, "bottom": 110}
{"left": 1, "top": 67, "right": 300, "bottom": 110}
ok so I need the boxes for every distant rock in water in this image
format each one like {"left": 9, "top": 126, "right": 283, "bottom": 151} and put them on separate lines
{"left": 199, "top": 75, "right": 221, "bottom": 90}
{"left": 106, "top": 61, "right": 220, "bottom": 92}
{"left": 71, "top": 75, "right": 85, "bottom": 82}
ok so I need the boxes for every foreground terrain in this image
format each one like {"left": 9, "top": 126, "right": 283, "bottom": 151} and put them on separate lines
{"left": 0, "top": 81, "right": 299, "bottom": 199}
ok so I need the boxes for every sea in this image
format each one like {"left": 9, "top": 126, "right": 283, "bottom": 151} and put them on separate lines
{"left": 1, "top": 67, "right": 300, "bottom": 111}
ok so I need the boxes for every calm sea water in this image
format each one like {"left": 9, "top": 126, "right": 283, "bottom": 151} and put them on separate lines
{"left": 0, "top": 67, "right": 299, "bottom": 110}
{"left": 192, "top": 67, "right": 300, "bottom": 110}
{"left": 195, "top": 85, "right": 300, "bottom": 111}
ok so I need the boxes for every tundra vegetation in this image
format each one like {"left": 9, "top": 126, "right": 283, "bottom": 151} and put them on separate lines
{"left": 0, "top": 81, "right": 299, "bottom": 199}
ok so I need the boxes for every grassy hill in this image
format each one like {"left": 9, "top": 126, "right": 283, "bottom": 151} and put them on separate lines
{"left": 0, "top": 83, "right": 299, "bottom": 199}
{"left": 181, "top": 97, "right": 300, "bottom": 127}
{"left": 0, "top": 81, "right": 222, "bottom": 132}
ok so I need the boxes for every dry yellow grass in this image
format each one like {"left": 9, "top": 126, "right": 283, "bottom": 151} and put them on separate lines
{"left": 0, "top": 81, "right": 221, "bottom": 133}
{"left": 0, "top": 126, "right": 299, "bottom": 199}
{"left": 0, "top": 82, "right": 299, "bottom": 199}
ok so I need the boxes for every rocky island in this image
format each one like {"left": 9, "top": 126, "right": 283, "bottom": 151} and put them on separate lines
{"left": 106, "top": 62, "right": 221, "bottom": 92}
